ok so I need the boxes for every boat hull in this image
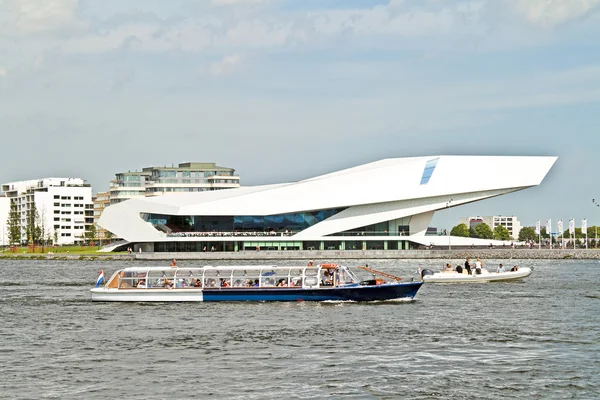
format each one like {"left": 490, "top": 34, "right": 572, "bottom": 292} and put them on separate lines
{"left": 90, "top": 282, "right": 423, "bottom": 302}
{"left": 423, "top": 268, "right": 532, "bottom": 283}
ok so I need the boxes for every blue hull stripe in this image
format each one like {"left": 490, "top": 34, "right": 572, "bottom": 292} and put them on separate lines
{"left": 201, "top": 282, "right": 423, "bottom": 302}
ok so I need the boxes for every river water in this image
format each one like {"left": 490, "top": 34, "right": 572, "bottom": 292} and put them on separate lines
{"left": 0, "top": 258, "right": 598, "bottom": 399}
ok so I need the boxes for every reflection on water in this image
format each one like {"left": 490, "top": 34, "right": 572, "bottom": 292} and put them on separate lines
{"left": 0, "top": 258, "right": 598, "bottom": 399}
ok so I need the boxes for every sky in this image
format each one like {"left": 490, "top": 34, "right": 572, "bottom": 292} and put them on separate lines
{"left": 1, "top": 0, "right": 599, "bottom": 230}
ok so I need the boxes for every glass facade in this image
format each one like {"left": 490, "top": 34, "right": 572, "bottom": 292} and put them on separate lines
{"left": 144, "top": 208, "right": 346, "bottom": 234}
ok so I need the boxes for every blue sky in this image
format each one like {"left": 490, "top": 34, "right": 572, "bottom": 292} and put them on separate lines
{"left": 1, "top": 0, "right": 599, "bottom": 229}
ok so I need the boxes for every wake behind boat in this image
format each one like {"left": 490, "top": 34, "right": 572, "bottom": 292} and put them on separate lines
{"left": 421, "top": 266, "right": 532, "bottom": 283}
{"left": 90, "top": 264, "right": 423, "bottom": 302}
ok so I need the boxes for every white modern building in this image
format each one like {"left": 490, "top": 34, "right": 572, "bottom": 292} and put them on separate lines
{"left": 98, "top": 155, "right": 557, "bottom": 252}
{"left": 458, "top": 215, "right": 523, "bottom": 240}
{"left": 0, "top": 195, "right": 9, "bottom": 246}
{"left": 1, "top": 178, "right": 94, "bottom": 245}
{"left": 109, "top": 162, "right": 240, "bottom": 205}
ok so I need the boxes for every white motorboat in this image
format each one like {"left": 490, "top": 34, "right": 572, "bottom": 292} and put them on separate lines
{"left": 421, "top": 267, "right": 532, "bottom": 283}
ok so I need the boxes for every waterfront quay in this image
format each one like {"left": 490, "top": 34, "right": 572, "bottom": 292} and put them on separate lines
{"left": 3, "top": 248, "right": 600, "bottom": 261}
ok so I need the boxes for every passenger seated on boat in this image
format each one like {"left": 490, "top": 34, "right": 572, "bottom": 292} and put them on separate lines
{"left": 455, "top": 265, "right": 463, "bottom": 274}
{"left": 137, "top": 279, "right": 146, "bottom": 288}
{"left": 205, "top": 278, "right": 217, "bottom": 288}
{"left": 220, "top": 279, "right": 230, "bottom": 288}
{"left": 233, "top": 279, "right": 243, "bottom": 287}
{"left": 246, "top": 279, "right": 254, "bottom": 287}
{"left": 277, "top": 279, "right": 288, "bottom": 287}
{"left": 511, "top": 265, "right": 518, "bottom": 272}
{"left": 253, "top": 279, "right": 260, "bottom": 287}
{"left": 443, "top": 263, "right": 454, "bottom": 273}
{"left": 192, "top": 278, "right": 202, "bottom": 287}
{"left": 497, "top": 264, "right": 506, "bottom": 273}
{"left": 164, "top": 279, "right": 173, "bottom": 289}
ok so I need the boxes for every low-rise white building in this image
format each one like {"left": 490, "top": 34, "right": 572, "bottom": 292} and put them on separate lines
{"left": 1, "top": 178, "right": 94, "bottom": 245}
{"left": 459, "top": 215, "right": 522, "bottom": 240}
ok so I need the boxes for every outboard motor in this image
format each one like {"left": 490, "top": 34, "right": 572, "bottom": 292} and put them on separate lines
{"left": 420, "top": 269, "right": 434, "bottom": 279}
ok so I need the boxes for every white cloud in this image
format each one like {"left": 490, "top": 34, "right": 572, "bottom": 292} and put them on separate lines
{"left": 510, "top": 0, "right": 600, "bottom": 28}
{"left": 0, "top": 0, "right": 82, "bottom": 36}
{"left": 0, "top": 67, "right": 6, "bottom": 77}
{"left": 206, "top": 54, "right": 245, "bottom": 76}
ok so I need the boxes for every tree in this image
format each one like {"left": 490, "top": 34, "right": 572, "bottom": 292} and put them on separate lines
{"left": 25, "top": 200, "right": 41, "bottom": 245}
{"left": 105, "top": 230, "right": 114, "bottom": 243}
{"left": 493, "top": 225, "right": 511, "bottom": 241}
{"left": 37, "top": 207, "right": 48, "bottom": 252}
{"left": 473, "top": 223, "right": 494, "bottom": 239}
{"left": 53, "top": 228, "right": 59, "bottom": 246}
{"left": 450, "top": 223, "right": 470, "bottom": 237}
{"left": 7, "top": 200, "right": 21, "bottom": 245}
{"left": 84, "top": 224, "right": 97, "bottom": 246}
{"left": 519, "top": 226, "right": 537, "bottom": 242}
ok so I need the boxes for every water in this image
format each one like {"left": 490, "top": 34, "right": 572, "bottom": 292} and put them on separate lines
{"left": 0, "top": 259, "right": 598, "bottom": 399}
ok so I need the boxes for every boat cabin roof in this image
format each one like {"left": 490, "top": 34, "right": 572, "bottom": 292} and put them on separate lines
{"left": 117, "top": 264, "right": 341, "bottom": 273}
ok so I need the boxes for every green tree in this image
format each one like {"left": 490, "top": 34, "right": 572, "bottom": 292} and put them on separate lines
{"left": 7, "top": 200, "right": 21, "bottom": 245}
{"left": 25, "top": 201, "right": 41, "bottom": 245}
{"left": 519, "top": 226, "right": 537, "bottom": 242}
{"left": 473, "top": 223, "right": 494, "bottom": 239}
{"left": 493, "top": 225, "right": 511, "bottom": 241}
{"left": 105, "top": 230, "right": 114, "bottom": 243}
{"left": 450, "top": 223, "right": 470, "bottom": 237}
{"left": 84, "top": 224, "right": 97, "bottom": 246}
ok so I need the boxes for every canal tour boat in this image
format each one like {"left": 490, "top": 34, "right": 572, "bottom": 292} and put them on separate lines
{"left": 90, "top": 264, "right": 423, "bottom": 302}
{"left": 420, "top": 266, "right": 532, "bottom": 283}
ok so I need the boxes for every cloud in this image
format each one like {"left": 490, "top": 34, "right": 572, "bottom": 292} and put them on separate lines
{"left": 0, "top": 67, "right": 6, "bottom": 77}
{"left": 0, "top": 0, "right": 82, "bottom": 36}
{"left": 206, "top": 54, "right": 245, "bottom": 76}
{"left": 509, "top": 0, "right": 600, "bottom": 28}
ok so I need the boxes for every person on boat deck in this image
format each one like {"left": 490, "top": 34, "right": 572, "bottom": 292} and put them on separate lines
{"left": 163, "top": 278, "right": 173, "bottom": 289}
{"left": 497, "top": 263, "right": 506, "bottom": 273}
{"left": 307, "top": 260, "right": 314, "bottom": 267}
{"left": 253, "top": 279, "right": 260, "bottom": 287}
{"left": 220, "top": 278, "right": 230, "bottom": 287}
{"left": 233, "top": 279, "right": 243, "bottom": 287}
{"left": 137, "top": 279, "right": 146, "bottom": 288}
{"left": 192, "top": 278, "right": 201, "bottom": 287}
{"left": 455, "top": 265, "right": 463, "bottom": 274}
{"left": 511, "top": 265, "right": 519, "bottom": 272}
{"left": 443, "top": 263, "right": 453, "bottom": 272}
{"left": 464, "top": 258, "right": 472, "bottom": 275}
{"left": 475, "top": 258, "right": 483, "bottom": 273}
{"left": 170, "top": 259, "right": 177, "bottom": 267}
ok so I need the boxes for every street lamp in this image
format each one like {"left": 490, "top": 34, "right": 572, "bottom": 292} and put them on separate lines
{"left": 446, "top": 199, "right": 453, "bottom": 250}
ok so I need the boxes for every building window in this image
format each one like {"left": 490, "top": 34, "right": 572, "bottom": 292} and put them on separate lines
{"left": 420, "top": 158, "right": 439, "bottom": 185}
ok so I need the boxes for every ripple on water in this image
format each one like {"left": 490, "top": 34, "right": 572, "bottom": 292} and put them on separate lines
{"left": 0, "top": 258, "right": 598, "bottom": 400}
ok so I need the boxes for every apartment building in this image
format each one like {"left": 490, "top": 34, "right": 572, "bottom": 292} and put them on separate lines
{"left": 459, "top": 215, "right": 522, "bottom": 240}
{"left": 1, "top": 178, "right": 94, "bottom": 245}
{"left": 109, "top": 162, "right": 240, "bottom": 205}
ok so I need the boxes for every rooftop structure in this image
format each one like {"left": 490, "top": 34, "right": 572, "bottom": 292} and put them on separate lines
{"left": 98, "top": 155, "right": 557, "bottom": 252}
{"left": 109, "top": 162, "right": 240, "bottom": 205}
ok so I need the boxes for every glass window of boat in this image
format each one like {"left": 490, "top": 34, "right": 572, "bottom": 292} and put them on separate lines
{"left": 303, "top": 267, "right": 319, "bottom": 287}
{"left": 260, "top": 268, "right": 278, "bottom": 286}
{"left": 203, "top": 269, "right": 220, "bottom": 287}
